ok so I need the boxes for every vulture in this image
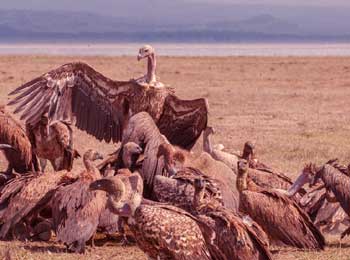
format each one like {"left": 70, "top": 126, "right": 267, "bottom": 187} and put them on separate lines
{"left": 113, "top": 112, "right": 239, "bottom": 212}
{"left": 204, "top": 127, "right": 304, "bottom": 195}
{"left": 193, "top": 179, "right": 273, "bottom": 260}
{"left": 289, "top": 162, "right": 350, "bottom": 238}
{"left": 0, "top": 170, "right": 77, "bottom": 240}
{"left": 26, "top": 113, "right": 80, "bottom": 172}
{"left": 7, "top": 46, "right": 208, "bottom": 150}
{"left": 52, "top": 149, "right": 104, "bottom": 253}
{"left": 153, "top": 166, "right": 224, "bottom": 212}
{"left": 157, "top": 142, "right": 239, "bottom": 210}
{"left": 0, "top": 106, "right": 38, "bottom": 174}
{"left": 153, "top": 170, "right": 272, "bottom": 260}
{"left": 89, "top": 173, "right": 211, "bottom": 260}
{"left": 97, "top": 142, "right": 143, "bottom": 242}
{"left": 237, "top": 160, "right": 325, "bottom": 249}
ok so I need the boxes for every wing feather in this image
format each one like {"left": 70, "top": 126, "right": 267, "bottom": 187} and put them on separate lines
{"left": 8, "top": 62, "right": 208, "bottom": 146}
{"left": 158, "top": 95, "right": 208, "bottom": 149}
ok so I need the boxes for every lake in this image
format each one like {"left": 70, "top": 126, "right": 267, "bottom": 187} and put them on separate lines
{"left": 0, "top": 43, "right": 350, "bottom": 56}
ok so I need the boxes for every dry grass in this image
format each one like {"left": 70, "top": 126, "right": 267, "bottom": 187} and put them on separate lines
{"left": 1, "top": 55, "right": 350, "bottom": 259}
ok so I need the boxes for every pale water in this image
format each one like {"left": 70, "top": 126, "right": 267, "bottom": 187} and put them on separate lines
{"left": 0, "top": 43, "right": 350, "bottom": 56}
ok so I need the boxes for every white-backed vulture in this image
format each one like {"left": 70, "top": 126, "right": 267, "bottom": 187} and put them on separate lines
{"left": 52, "top": 149, "right": 104, "bottom": 253}
{"left": 237, "top": 160, "right": 325, "bottom": 249}
{"left": 26, "top": 113, "right": 80, "bottom": 172}
{"left": 193, "top": 179, "right": 273, "bottom": 260}
{"left": 0, "top": 106, "right": 38, "bottom": 174}
{"left": 289, "top": 163, "right": 350, "bottom": 238}
{"left": 0, "top": 169, "right": 77, "bottom": 240}
{"left": 89, "top": 174, "right": 211, "bottom": 260}
{"left": 7, "top": 49, "right": 208, "bottom": 149}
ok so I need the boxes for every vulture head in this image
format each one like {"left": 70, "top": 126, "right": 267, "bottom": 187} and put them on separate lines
{"left": 242, "top": 141, "right": 255, "bottom": 160}
{"left": 137, "top": 45, "right": 157, "bottom": 84}
{"left": 83, "top": 149, "right": 104, "bottom": 162}
{"left": 89, "top": 174, "right": 142, "bottom": 217}
{"left": 236, "top": 159, "right": 249, "bottom": 192}
{"left": 286, "top": 163, "right": 319, "bottom": 197}
{"left": 122, "top": 142, "right": 143, "bottom": 170}
{"left": 137, "top": 45, "right": 155, "bottom": 61}
{"left": 157, "top": 143, "right": 186, "bottom": 176}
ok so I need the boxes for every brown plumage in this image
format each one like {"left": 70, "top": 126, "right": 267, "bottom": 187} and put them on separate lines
{"left": 89, "top": 174, "right": 211, "bottom": 260}
{"left": 0, "top": 106, "right": 37, "bottom": 174}
{"left": 26, "top": 113, "right": 80, "bottom": 171}
{"left": 0, "top": 169, "right": 77, "bottom": 240}
{"left": 193, "top": 179, "right": 273, "bottom": 260}
{"left": 51, "top": 149, "right": 104, "bottom": 253}
{"left": 153, "top": 167, "right": 223, "bottom": 212}
{"left": 204, "top": 128, "right": 301, "bottom": 194}
{"left": 287, "top": 160, "right": 350, "bottom": 233}
{"left": 96, "top": 143, "right": 143, "bottom": 237}
{"left": 120, "top": 112, "right": 169, "bottom": 196}
{"left": 158, "top": 142, "right": 239, "bottom": 211}
{"left": 8, "top": 62, "right": 208, "bottom": 149}
{"left": 295, "top": 163, "right": 350, "bottom": 238}
{"left": 237, "top": 160, "right": 325, "bottom": 249}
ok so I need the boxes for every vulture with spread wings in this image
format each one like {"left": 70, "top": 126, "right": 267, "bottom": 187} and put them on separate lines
{"left": 8, "top": 62, "right": 208, "bottom": 149}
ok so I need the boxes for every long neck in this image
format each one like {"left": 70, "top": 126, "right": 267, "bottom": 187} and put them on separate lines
{"left": 237, "top": 169, "right": 248, "bottom": 192}
{"left": 203, "top": 131, "right": 213, "bottom": 154}
{"left": 147, "top": 54, "right": 156, "bottom": 83}
{"left": 193, "top": 188, "right": 205, "bottom": 210}
{"left": 83, "top": 157, "right": 100, "bottom": 179}
{"left": 242, "top": 148, "right": 253, "bottom": 161}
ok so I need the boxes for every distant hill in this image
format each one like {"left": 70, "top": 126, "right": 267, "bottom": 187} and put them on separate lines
{"left": 0, "top": 9, "right": 349, "bottom": 42}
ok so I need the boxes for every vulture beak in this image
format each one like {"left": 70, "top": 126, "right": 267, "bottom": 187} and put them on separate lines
{"left": 137, "top": 54, "right": 143, "bottom": 61}
{"left": 89, "top": 179, "right": 106, "bottom": 191}
{"left": 0, "top": 144, "right": 16, "bottom": 151}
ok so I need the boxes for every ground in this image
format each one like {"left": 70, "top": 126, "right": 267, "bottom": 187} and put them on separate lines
{"left": 1, "top": 55, "right": 350, "bottom": 259}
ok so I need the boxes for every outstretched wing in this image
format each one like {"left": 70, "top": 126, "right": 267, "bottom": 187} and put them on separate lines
{"left": 8, "top": 62, "right": 208, "bottom": 147}
{"left": 158, "top": 95, "right": 208, "bottom": 149}
{"left": 8, "top": 62, "right": 167, "bottom": 143}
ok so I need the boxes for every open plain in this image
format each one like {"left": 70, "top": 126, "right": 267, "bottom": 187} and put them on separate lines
{"left": 1, "top": 55, "right": 350, "bottom": 259}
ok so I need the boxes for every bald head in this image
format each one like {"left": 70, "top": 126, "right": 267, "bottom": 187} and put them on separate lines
{"left": 83, "top": 149, "right": 103, "bottom": 162}
{"left": 137, "top": 45, "right": 155, "bottom": 61}
{"left": 122, "top": 142, "right": 142, "bottom": 170}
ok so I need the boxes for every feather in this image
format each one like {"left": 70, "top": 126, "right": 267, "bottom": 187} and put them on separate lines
{"left": 8, "top": 62, "right": 207, "bottom": 148}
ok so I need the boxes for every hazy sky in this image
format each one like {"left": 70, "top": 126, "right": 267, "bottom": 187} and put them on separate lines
{"left": 2, "top": 0, "right": 350, "bottom": 12}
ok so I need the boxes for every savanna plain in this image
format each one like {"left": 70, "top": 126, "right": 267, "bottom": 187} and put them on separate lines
{"left": 1, "top": 55, "right": 350, "bottom": 259}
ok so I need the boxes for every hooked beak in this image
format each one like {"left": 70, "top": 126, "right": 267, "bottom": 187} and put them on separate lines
{"left": 137, "top": 54, "right": 143, "bottom": 61}
{"left": 0, "top": 144, "right": 16, "bottom": 151}
{"left": 89, "top": 179, "right": 104, "bottom": 191}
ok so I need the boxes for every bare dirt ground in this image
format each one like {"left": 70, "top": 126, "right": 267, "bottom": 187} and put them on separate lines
{"left": 1, "top": 55, "right": 350, "bottom": 259}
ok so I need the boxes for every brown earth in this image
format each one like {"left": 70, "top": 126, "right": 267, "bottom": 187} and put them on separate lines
{"left": 1, "top": 55, "right": 350, "bottom": 259}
